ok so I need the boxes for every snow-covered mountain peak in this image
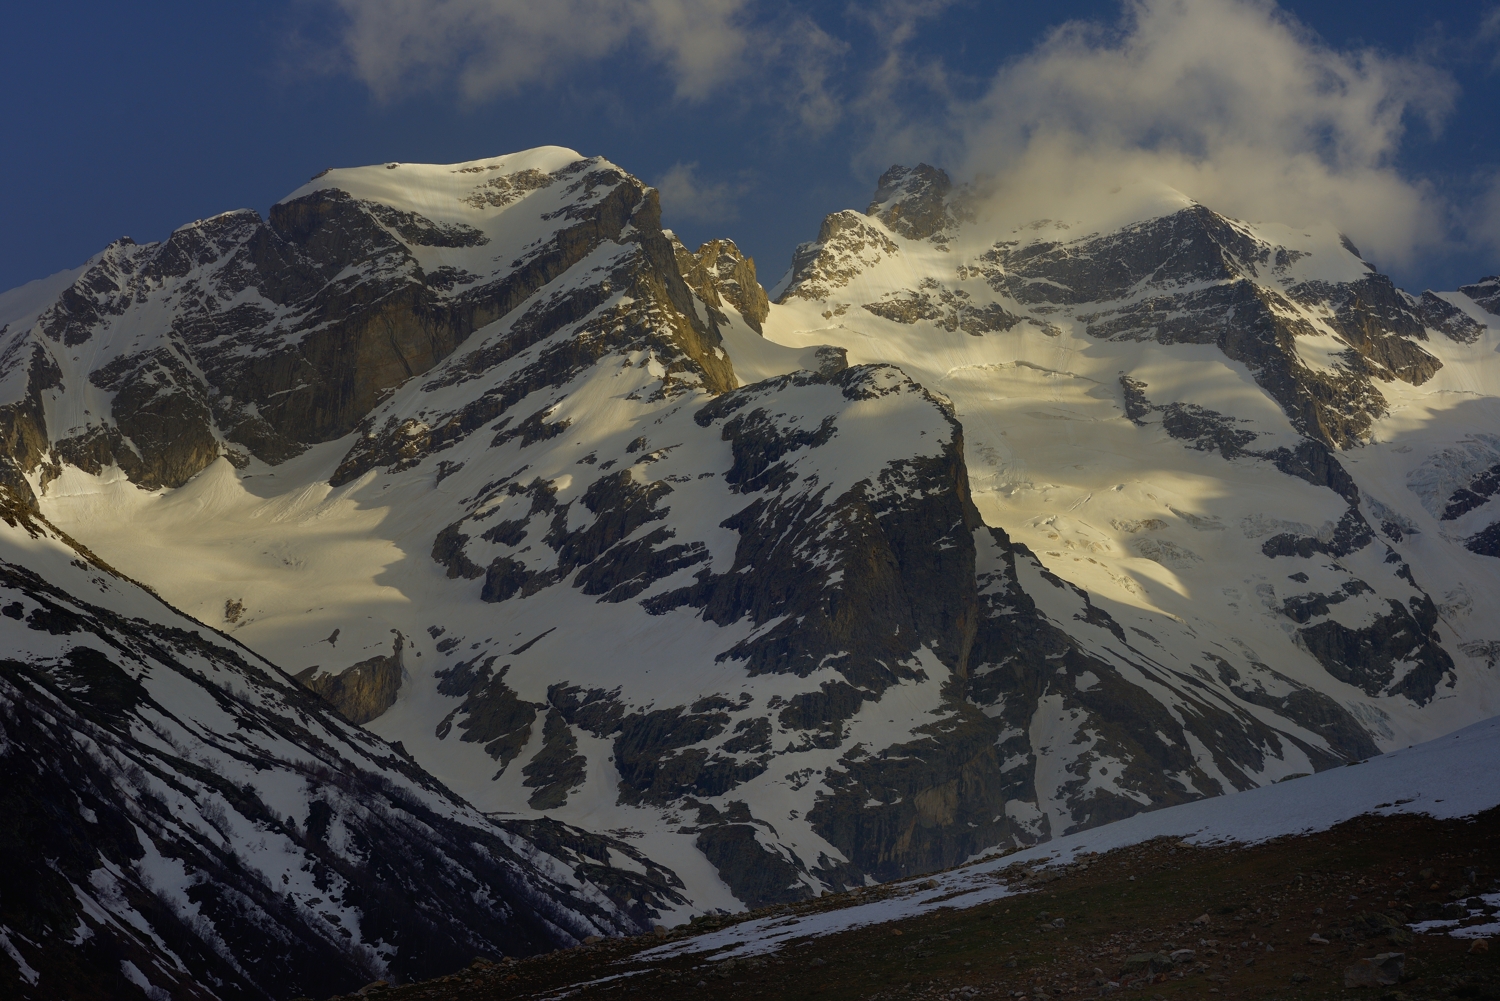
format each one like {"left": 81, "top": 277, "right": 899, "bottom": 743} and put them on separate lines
{"left": 4, "top": 147, "right": 1500, "bottom": 950}
{"left": 280, "top": 145, "right": 591, "bottom": 217}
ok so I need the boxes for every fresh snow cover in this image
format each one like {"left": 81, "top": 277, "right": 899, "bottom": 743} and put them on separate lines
{"left": 762, "top": 188, "right": 1500, "bottom": 750}
{"left": 638, "top": 713, "right": 1500, "bottom": 962}
{"left": 0, "top": 502, "right": 673, "bottom": 994}
{"left": 9, "top": 148, "right": 1500, "bottom": 918}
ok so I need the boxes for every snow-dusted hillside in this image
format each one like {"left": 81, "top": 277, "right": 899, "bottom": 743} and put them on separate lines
{"left": 0, "top": 489, "right": 683, "bottom": 999}
{"left": 3, "top": 149, "right": 1499, "bottom": 926}
{"left": 639, "top": 712, "right": 1500, "bottom": 962}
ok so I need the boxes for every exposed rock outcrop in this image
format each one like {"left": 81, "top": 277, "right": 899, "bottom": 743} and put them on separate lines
{"left": 675, "top": 238, "right": 771, "bottom": 332}
{"left": 294, "top": 632, "right": 405, "bottom": 724}
{"left": 1459, "top": 276, "right": 1500, "bottom": 315}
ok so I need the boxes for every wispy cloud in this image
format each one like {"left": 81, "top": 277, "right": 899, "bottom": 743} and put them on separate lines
{"left": 315, "top": 0, "right": 1475, "bottom": 271}
{"left": 655, "top": 162, "right": 750, "bottom": 226}
{"left": 319, "top": 0, "right": 849, "bottom": 122}
{"left": 1484, "top": 7, "right": 1500, "bottom": 70}
{"left": 325, "top": 0, "right": 755, "bottom": 101}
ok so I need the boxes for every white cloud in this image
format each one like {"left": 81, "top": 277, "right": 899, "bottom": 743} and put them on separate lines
{"left": 940, "top": 0, "right": 1457, "bottom": 269}
{"left": 328, "top": 0, "right": 755, "bottom": 101}
{"left": 321, "top": 0, "right": 848, "bottom": 128}
{"left": 655, "top": 162, "right": 748, "bottom": 225}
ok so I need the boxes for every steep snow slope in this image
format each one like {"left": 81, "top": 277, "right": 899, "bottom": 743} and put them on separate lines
{"left": 8, "top": 150, "right": 1500, "bottom": 921}
{"left": 0, "top": 489, "right": 683, "bottom": 999}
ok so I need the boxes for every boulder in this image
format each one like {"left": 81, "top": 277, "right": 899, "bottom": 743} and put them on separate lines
{"left": 1343, "top": 952, "right": 1404, "bottom": 988}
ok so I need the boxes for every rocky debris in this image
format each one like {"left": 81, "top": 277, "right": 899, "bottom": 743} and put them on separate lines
{"left": 1343, "top": 951, "right": 1404, "bottom": 987}
{"left": 1120, "top": 952, "right": 1174, "bottom": 975}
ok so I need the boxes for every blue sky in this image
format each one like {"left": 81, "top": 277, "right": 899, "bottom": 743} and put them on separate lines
{"left": 1, "top": 1, "right": 1496, "bottom": 296}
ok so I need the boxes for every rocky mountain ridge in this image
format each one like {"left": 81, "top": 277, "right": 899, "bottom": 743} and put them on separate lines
{"left": 0, "top": 485, "right": 683, "bottom": 999}
{"left": 1, "top": 148, "right": 1498, "bottom": 971}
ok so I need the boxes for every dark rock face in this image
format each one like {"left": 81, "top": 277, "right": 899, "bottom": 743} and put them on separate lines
{"left": 675, "top": 238, "right": 771, "bottom": 332}
{"left": 0, "top": 344, "right": 59, "bottom": 509}
{"left": 1466, "top": 520, "right": 1500, "bottom": 557}
{"left": 866, "top": 164, "right": 969, "bottom": 242}
{"left": 778, "top": 211, "right": 901, "bottom": 302}
{"left": 649, "top": 367, "right": 981, "bottom": 695}
{"left": 1297, "top": 594, "right": 1454, "bottom": 701}
{"left": 1459, "top": 276, "right": 1500, "bottom": 315}
{"left": 433, "top": 656, "right": 538, "bottom": 771}
{"left": 0, "top": 496, "right": 680, "bottom": 1000}
{"left": 1442, "top": 462, "right": 1500, "bottom": 521}
{"left": 1414, "top": 290, "right": 1486, "bottom": 343}
{"left": 294, "top": 632, "right": 405, "bottom": 724}
{"left": 1122, "top": 375, "right": 1452, "bottom": 705}
{"left": 1119, "top": 376, "right": 1260, "bottom": 457}
{"left": 1, "top": 155, "right": 739, "bottom": 495}
{"left": 329, "top": 188, "right": 736, "bottom": 488}
{"left": 863, "top": 279, "right": 1027, "bottom": 335}
{"left": 523, "top": 708, "right": 589, "bottom": 809}
{"left": 974, "top": 205, "right": 1441, "bottom": 449}
{"left": 694, "top": 824, "right": 810, "bottom": 909}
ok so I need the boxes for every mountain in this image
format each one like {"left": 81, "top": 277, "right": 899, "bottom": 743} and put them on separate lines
{"left": 1, "top": 148, "right": 1498, "bottom": 932}
{"left": 0, "top": 488, "right": 684, "bottom": 998}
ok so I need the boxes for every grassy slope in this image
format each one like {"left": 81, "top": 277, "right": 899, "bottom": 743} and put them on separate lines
{"left": 336, "top": 808, "right": 1498, "bottom": 1001}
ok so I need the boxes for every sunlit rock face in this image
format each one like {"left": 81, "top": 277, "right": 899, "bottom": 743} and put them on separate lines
{"left": 3, "top": 147, "right": 1498, "bottom": 928}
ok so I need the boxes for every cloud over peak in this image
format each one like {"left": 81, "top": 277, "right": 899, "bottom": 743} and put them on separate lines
{"left": 949, "top": 0, "right": 1458, "bottom": 268}
{"left": 318, "top": 0, "right": 1481, "bottom": 276}
{"left": 329, "top": 0, "right": 755, "bottom": 101}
